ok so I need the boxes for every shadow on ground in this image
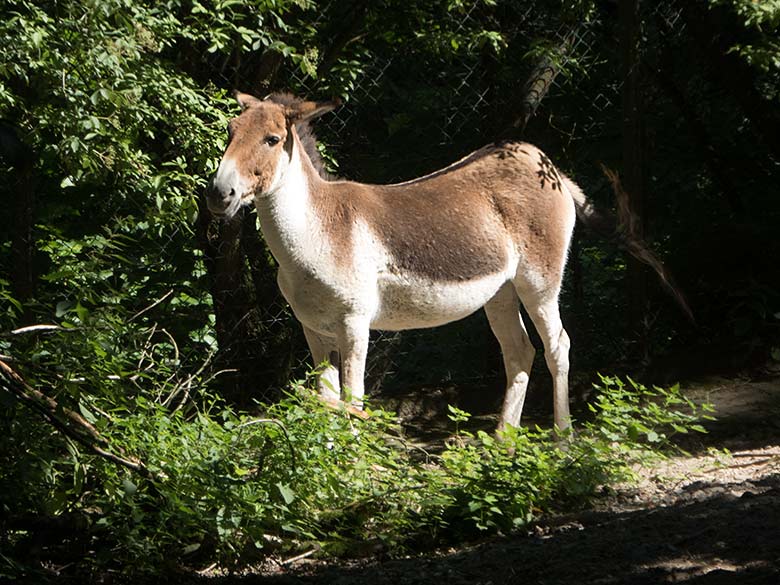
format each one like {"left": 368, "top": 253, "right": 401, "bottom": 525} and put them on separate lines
{"left": 378, "top": 374, "right": 780, "bottom": 454}
{"left": 211, "top": 473, "right": 780, "bottom": 584}
{"left": 201, "top": 376, "right": 780, "bottom": 585}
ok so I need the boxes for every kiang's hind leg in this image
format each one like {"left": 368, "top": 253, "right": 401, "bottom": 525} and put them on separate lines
{"left": 303, "top": 325, "right": 341, "bottom": 402}
{"left": 514, "top": 279, "right": 572, "bottom": 431}
{"left": 484, "top": 283, "right": 536, "bottom": 431}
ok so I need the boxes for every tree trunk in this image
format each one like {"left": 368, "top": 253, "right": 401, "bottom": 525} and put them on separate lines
{"left": 196, "top": 199, "right": 259, "bottom": 406}
{"left": 646, "top": 62, "right": 745, "bottom": 217}
{"left": 1, "top": 123, "right": 37, "bottom": 322}
{"left": 619, "top": 0, "right": 648, "bottom": 355}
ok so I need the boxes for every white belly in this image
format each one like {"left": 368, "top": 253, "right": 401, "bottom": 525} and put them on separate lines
{"left": 371, "top": 271, "right": 509, "bottom": 331}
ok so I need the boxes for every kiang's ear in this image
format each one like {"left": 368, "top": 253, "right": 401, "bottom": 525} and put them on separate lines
{"left": 234, "top": 91, "right": 261, "bottom": 111}
{"left": 285, "top": 98, "right": 342, "bottom": 125}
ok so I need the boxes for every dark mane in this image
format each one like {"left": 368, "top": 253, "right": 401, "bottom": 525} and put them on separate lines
{"left": 266, "top": 92, "right": 334, "bottom": 181}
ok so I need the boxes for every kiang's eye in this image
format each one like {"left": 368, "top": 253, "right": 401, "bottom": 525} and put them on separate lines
{"left": 265, "top": 135, "right": 281, "bottom": 146}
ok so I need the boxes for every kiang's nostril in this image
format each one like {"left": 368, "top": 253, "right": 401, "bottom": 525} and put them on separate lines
{"left": 207, "top": 178, "right": 237, "bottom": 204}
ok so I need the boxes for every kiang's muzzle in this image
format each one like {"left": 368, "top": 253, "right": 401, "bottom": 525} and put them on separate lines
{"left": 205, "top": 178, "right": 237, "bottom": 218}
{"left": 207, "top": 157, "right": 252, "bottom": 218}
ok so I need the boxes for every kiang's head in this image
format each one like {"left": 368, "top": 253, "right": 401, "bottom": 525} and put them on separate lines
{"left": 207, "top": 92, "right": 339, "bottom": 218}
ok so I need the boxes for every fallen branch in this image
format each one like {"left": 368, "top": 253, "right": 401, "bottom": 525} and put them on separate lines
{"left": 0, "top": 359, "right": 162, "bottom": 481}
{"left": 281, "top": 545, "right": 320, "bottom": 566}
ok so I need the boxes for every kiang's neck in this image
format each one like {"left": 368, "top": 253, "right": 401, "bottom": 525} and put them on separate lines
{"left": 255, "top": 131, "right": 330, "bottom": 268}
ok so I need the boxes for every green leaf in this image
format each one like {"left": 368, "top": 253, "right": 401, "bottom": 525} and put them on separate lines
{"left": 276, "top": 482, "right": 295, "bottom": 505}
{"left": 75, "top": 302, "right": 89, "bottom": 321}
{"left": 78, "top": 401, "right": 97, "bottom": 424}
{"left": 182, "top": 543, "right": 201, "bottom": 555}
{"left": 122, "top": 478, "right": 137, "bottom": 496}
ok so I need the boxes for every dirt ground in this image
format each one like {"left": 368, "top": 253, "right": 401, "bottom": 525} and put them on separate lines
{"left": 207, "top": 377, "right": 780, "bottom": 585}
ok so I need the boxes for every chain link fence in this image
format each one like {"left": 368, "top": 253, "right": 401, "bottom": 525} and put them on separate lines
{"left": 200, "top": 1, "right": 687, "bottom": 404}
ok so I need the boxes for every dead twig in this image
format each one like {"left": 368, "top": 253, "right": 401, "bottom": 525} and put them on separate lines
{"left": 196, "top": 562, "right": 218, "bottom": 576}
{"left": 702, "top": 456, "right": 780, "bottom": 473}
{"left": 128, "top": 289, "right": 174, "bottom": 323}
{"left": 10, "top": 324, "right": 65, "bottom": 335}
{"left": 281, "top": 545, "right": 320, "bottom": 566}
{"left": 161, "top": 347, "right": 223, "bottom": 411}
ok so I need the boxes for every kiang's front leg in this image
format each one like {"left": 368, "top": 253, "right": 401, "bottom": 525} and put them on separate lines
{"left": 336, "top": 316, "right": 371, "bottom": 410}
{"left": 302, "top": 325, "right": 340, "bottom": 402}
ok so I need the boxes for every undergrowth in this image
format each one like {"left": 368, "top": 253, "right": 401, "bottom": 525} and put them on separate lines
{"left": 1, "top": 362, "right": 713, "bottom": 579}
{"left": 0, "top": 309, "right": 714, "bottom": 577}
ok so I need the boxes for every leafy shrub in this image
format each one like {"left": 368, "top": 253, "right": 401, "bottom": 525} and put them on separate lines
{"left": 437, "top": 375, "right": 713, "bottom": 536}
{"left": 1, "top": 342, "right": 713, "bottom": 580}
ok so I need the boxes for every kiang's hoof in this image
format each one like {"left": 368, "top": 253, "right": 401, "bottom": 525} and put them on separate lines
{"left": 318, "top": 396, "right": 370, "bottom": 419}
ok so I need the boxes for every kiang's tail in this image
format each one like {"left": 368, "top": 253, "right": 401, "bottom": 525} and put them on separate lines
{"left": 561, "top": 168, "right": 694, "bottom": 322}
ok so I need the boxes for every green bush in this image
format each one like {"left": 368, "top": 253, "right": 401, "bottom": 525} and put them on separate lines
{"left": 438, "top": 375, "right": 713, "bottom": 536}
{"left": 1, "top": 348, "right": 713, "bottom": 579}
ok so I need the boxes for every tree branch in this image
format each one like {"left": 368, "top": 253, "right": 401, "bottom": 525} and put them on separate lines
{"left": 0, "top": 359, "right": 161, "bottom": 480}
{"left": 505, "top": 33, "right": 574, "bottom": 137}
